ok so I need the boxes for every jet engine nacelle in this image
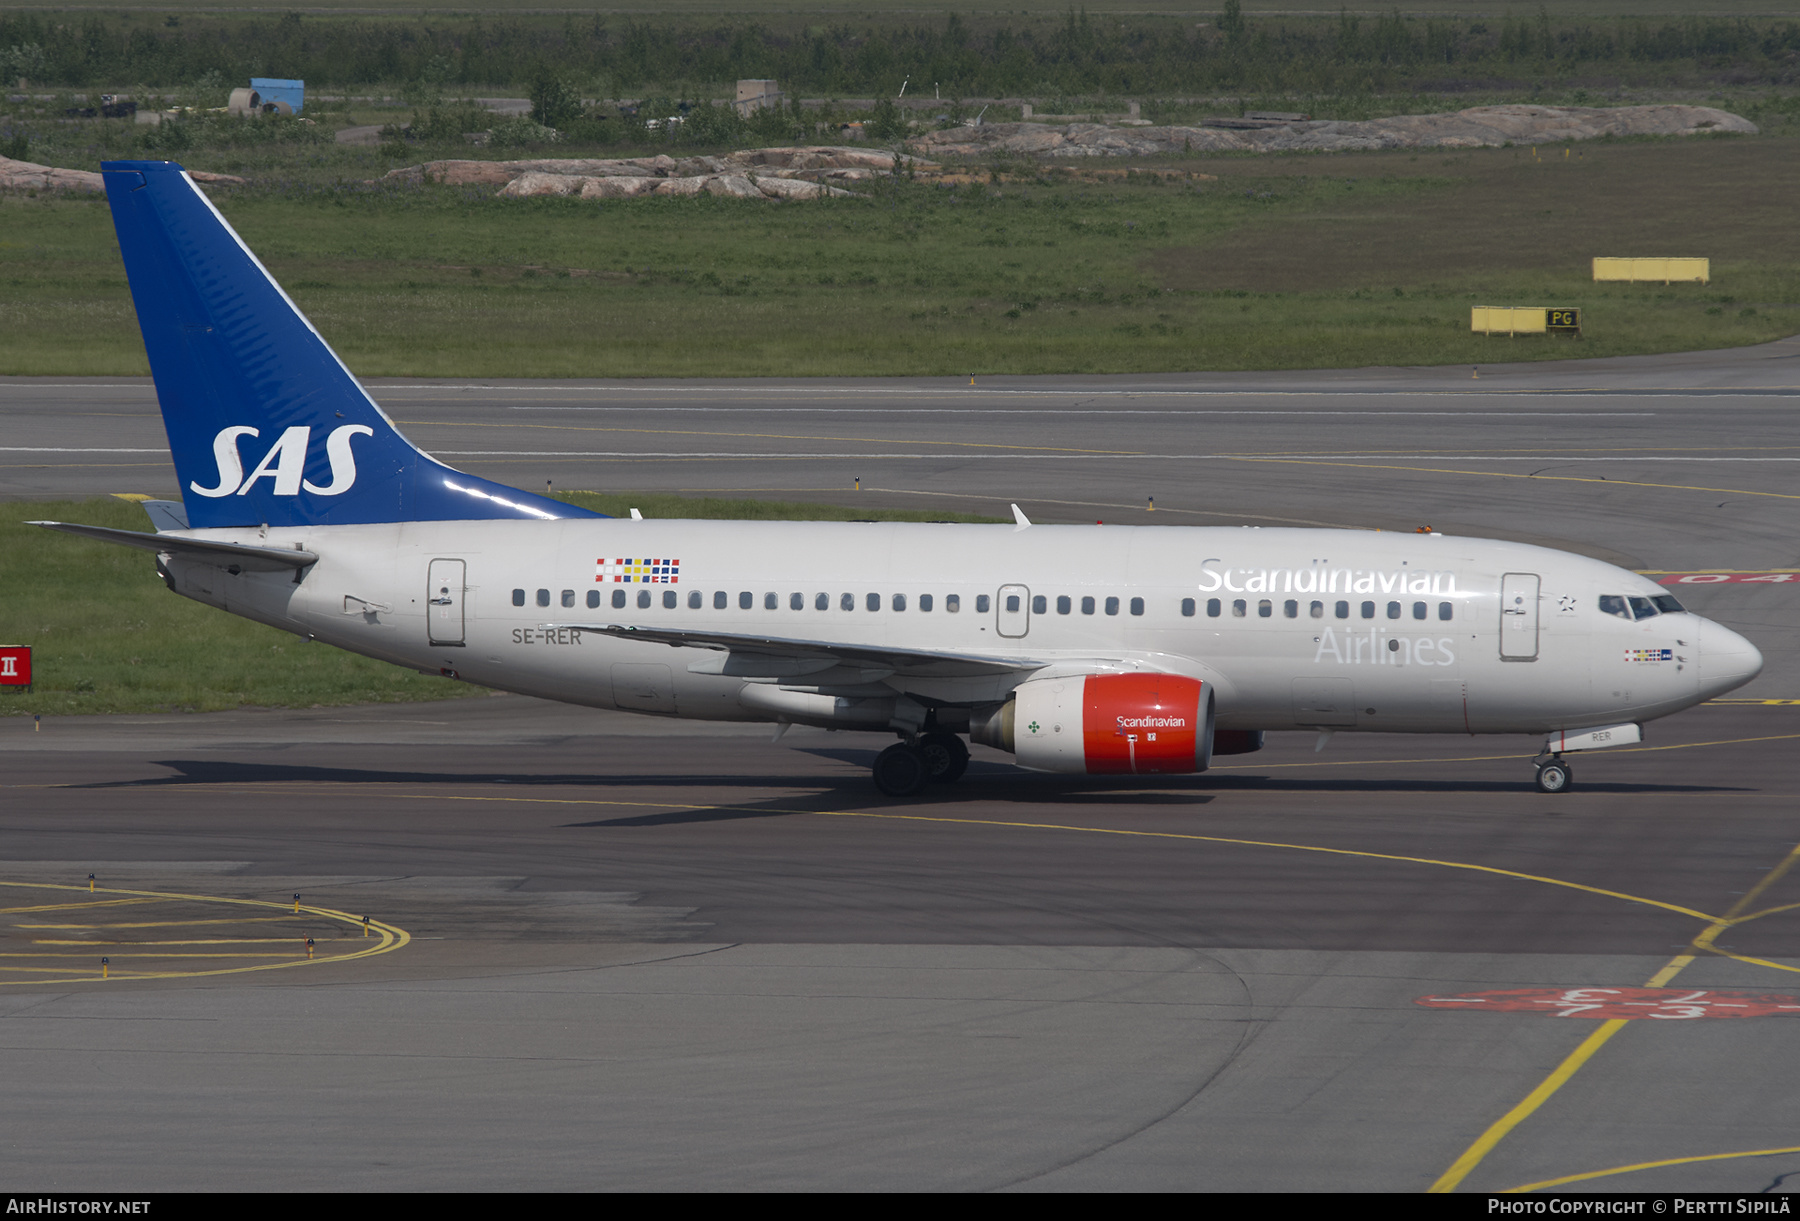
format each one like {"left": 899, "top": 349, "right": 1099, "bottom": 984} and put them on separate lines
{"left": 974, "top": 673, "right": 1214, "bottom": 774}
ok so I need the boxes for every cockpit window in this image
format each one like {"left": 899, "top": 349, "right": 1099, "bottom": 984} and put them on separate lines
{"left": 1627, "top": 596, "right": 1659, "bottom": 620}
{"left": 1652, "top": 595, "right": 1685, "bottom": 614}
{"left": 1598, "top": 595, "right": 1630, "bottom": 619}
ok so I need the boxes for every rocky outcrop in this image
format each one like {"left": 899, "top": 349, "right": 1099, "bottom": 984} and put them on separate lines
{"left": 0, "top": 158, "right": 247, "bottom": 193}
{"left": 907, "top": 104, "right": 1758, "bottom": 159}
{"left": 0, "top": 157, "right": 104, "bottom": 192}
{"left": 383, "top": 146, "right": 931, "bottom": 200}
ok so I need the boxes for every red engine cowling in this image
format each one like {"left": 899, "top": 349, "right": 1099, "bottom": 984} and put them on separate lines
{"left": 1000, "top": 673, "right": 1214, "bottom": 775}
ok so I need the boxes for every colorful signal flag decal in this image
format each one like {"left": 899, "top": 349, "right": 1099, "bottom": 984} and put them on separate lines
{"left": 1625, "top": 647, "right": 1674, "bottom": 663}
{"left": 597, "top": 557, "right": 680, "bottom": 584}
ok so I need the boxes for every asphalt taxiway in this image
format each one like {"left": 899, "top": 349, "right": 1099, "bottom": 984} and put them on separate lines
{"left": 4, "top": 342, "right": 1800, "bottom": 1191}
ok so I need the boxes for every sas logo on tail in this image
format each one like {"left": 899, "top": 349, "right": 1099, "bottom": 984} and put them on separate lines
{"left": 190, "top": 425, "right": 374, "bottom": 498}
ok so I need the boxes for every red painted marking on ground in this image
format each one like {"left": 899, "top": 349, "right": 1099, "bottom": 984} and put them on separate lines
{"left": 1415, "top": 987, "right": 1800, "bottom": 1020}
{"left": 1657, "top": 572, "right": 1800, "bottom": 585}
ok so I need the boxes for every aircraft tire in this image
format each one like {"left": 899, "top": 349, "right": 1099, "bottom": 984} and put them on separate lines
{"left": 919, "top": 733, "right": 970, "bottom": 784}
{"left": 1534, "top": 760, "right": 1573, "bottom": 794}
{"left": 873, "top": 743, "right": 930, "bottom": 796}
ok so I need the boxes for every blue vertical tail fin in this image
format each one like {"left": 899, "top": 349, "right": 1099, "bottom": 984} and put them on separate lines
{"left": 101, "top": 160, "right": 597, "bottom": 528}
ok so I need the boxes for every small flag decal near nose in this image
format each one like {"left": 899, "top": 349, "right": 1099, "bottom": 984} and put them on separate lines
{"left": 598, "top": 558, "right": 680, "bottom": 584}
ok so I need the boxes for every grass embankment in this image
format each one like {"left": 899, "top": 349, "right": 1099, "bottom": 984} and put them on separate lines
{"left": 2, "top": 133, "right": 1796, "bottom": 378}
{"left": 0, "top": 495, "right": 1004, "bottom": 716}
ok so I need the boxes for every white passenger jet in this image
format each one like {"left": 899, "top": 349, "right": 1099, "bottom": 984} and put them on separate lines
{"left": 35, "top": 161, "right": 1764, "bottom": 795}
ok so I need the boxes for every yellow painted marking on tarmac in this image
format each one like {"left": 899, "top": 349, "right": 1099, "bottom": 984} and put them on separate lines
{"left": 0, "top": 881, "right": 408, "bottom": 986}
{"left": 1227, "top": 456, "right": 1800, "bottom": 502}
{"left": 109, "top": 492, "right": 151, "bottom": 502}
{"left": 0, "top": 897, "right": 170, "bottom": 915}
{"left": 18, "top": 916, "right": 311, "bottom": 930}
{"left": 1429, "top": 839, "right": 1800, "bottom": 1193}
{"left": 259, "top": 789, "right": 1705, "bottom": 925}
{"left": 32, "top": 937, "right": 328, "bottom": 946}
{"left": 1431, "top": 1018, "right": 1634, "bottom": 1194}
{"left": 399, "top": 418, "right": 1143, "bottom": 457}
{"left": 1507, "top": 1145, "right": 1800, "bottom": 1193}
{"left": 1214, "top": 731, "right": 1800, "bottom": 771}
{"left": 0, "top": 952, "right": 307, "bottom": 960}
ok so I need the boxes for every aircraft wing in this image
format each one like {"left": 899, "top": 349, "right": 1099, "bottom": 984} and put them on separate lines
{"left": 544, "top": 622, "right": 1042, "bottom": 679}
{"left": 29, "top": 522, "right": 318, "bottom": 572}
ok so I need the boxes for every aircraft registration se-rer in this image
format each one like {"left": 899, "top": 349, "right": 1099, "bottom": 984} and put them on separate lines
{"left": 37, "top": 160, "right": 1764, "bottom": 795}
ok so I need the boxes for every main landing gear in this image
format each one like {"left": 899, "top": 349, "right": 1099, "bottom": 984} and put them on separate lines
{"left": 1533, "top": 756, "right": 1573, "bottom": 794}
{"left": 873, "top": 732, "right": 970, "bottom": 797}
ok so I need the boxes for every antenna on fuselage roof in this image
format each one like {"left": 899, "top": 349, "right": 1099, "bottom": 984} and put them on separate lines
{"left": 1011, "top": 504, "right": 1032, "bottom": 531}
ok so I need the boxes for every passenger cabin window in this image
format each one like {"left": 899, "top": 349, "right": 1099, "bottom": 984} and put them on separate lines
{"left": 1258, "top": 599, "right": 1272, "bottom": 618}
{"left": 920, "top": 594, "right": 933, "bottom": 612}
{"left": 1386, "top": 601, "right": 1401, "bottom": 620}
{"left": 536, "top": 589, "right": 550, "bottom": 608}
{"left": 739, "top": 591, "right": 753, "bottom": 610}
{"left": 893, "top": 594, "right": 907, "bottom": 612}
{"left": 946, "top": 595, "right": 961, "bottom": 613}
{"left": 1412, "top": 601, "right": 1426, "bottom": 620}
{"left": 1207, "top": 598, "right": 1221, "bottom": 617}
{"left": 637, "top": 590, "right": 651, "bottom": 609}
{"left": 1181, "top": 598, "right": 1196, "bottom": 617}
{"left": 512, "top": 589, "right": 525, "bottom": 607}
{"left": 1361, "top": 601, "right": 1375, "bottom": 619}
{"left": 689, "top": 592, "right": 702, "bottom": 609}
{"left": 663, "top": 591, "right": 677, "bottom": 609}
{"left": 765, "top": 592, "right": 778, "bottom": 610}
{"left": 587, "top": 591, "right": 600, "bottom": 609}
{"left": 815, "top": 593, "right": 829, "bottom": 611}
{"left": 1056, "top": 596, "right": 1072, "bottom": 615}
{"left": 714, "top": 591, "right": 728, "bottom": 610}
{"left": 1310, "top": 601, "right": 1324, "bottom": 619}
{"left": 1031, "top": 595, "right": 1047, "bottom": 614}
{"left": 1336, "top": 601, "right": 1350, "bottom": 619}
{"left": 1283, "top": 600, "right": 1298, "bottom": 619}
{"left": 1232, "top": 599, "right": 1246, "bottom": 617}
{"left": 1085, "top": 596, "right": 1098, "bottom": 616}
{"left": 613, "top": 589, "right": 627, "bottom": 609}
{"left": 1438, "top": 602, "right": 1453, "bottom": 621}
{"left": 1130, "top": 597, "right": 1144, "bottom": 617}
{"left": 867, "top": 593, "right": 881, "bottom": 612}
{"left": 561, "top": 590, "right": 575, "bottom": 608}
{"left": 841, "top": 593, "right": 855, "bottom": 611}
{"left": 1105, "top": 597, "right": 1120, "bottom": 616}
{"left": 1005, "top": 595, "right": 1020, "bottom": 613}
{"left": 976, "top": 595, "right": 990, "bottom": 613}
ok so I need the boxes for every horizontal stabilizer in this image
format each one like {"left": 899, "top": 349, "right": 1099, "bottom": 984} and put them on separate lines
{"left": 30, "top": 521, "right": 317, "bottom": 571}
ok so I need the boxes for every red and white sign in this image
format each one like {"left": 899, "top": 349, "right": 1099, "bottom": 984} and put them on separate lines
{"left": 1656, "top": 572, "right": 1800, "bottom": 585}
{"left": 1416, "top": 987, "right": 1800, "bottom": 1020}
{"left": 0, "top": 646, "right": 29, "bottom": 687}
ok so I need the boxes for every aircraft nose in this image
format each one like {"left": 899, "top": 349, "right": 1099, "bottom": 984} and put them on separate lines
{"left": 1698, "top": 619, "right": 1763, "bottom": 696}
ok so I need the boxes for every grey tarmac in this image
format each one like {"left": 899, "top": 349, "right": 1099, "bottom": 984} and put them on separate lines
{"left": 4, "top": 342, "right": 1800, "bottom": 1192}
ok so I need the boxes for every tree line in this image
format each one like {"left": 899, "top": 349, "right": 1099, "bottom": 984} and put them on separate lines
{"left": 3, "top": 9, "right": 1798, "bottom": 96}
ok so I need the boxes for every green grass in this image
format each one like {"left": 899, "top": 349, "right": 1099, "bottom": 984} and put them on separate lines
{"left": 3, "top": 131, "right": 1796, "bottom": 379}
{"left": 0, "top": 495, "right": 1005, "bottom": 716}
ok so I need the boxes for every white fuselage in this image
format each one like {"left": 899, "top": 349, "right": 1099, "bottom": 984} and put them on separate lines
{"left": 157, "top": 519, "right": 1762, "bottom": 737}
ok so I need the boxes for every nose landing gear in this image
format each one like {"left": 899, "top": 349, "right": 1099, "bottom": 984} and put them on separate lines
{"left": 1533, "top": 756, "right": 1573, "bottom": 794}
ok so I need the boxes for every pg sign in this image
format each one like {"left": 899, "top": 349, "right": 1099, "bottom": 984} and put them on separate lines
{"left": 0, "top": 646, "right": 30, "bottom": 690}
